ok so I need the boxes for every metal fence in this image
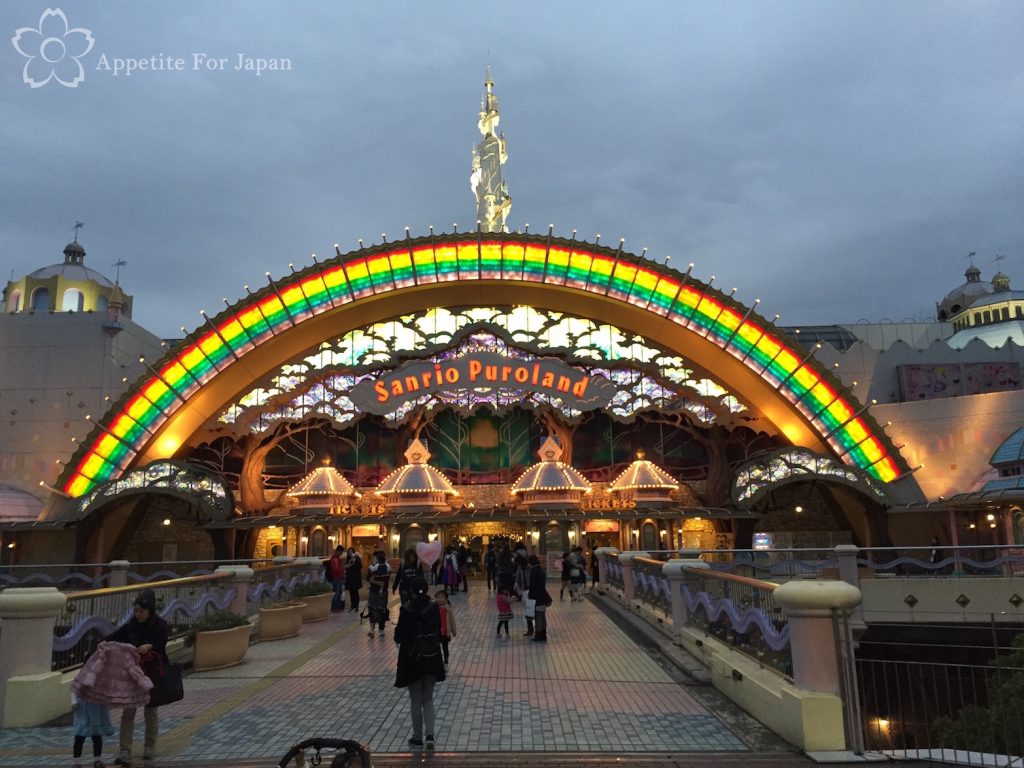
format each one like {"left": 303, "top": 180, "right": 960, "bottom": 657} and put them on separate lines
{"left": 632, "top": 557, "right": 671, "bottom": 617}
{"left": 53, "top": 572, "right": 236, "bottom": 671}
{"left": 247, "top": 561, "right": 316, "bottom": 612}
{"left": 856, "top": 654, "right": 1024, "bottom": 766}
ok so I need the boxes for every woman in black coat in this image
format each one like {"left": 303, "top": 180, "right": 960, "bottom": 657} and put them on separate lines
{"left": 106, "top": 589, "right": 169, "bottom": 765}
{"left": 394, "top": 576, "right": 446, "bottom": 749}
{"left": 344, "top": 548, "right": 363, "bottom": 612}
{"left": 527, "top": 554, "right": 553, "bottom": 642}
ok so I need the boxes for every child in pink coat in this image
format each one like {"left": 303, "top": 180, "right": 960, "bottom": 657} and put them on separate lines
{"left": 495, "top": 589, "right": 513, "bottom": 637}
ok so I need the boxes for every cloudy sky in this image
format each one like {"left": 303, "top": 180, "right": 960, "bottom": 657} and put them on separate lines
{"left": 2, "top": 1, "right": 1022, "bottom": 338}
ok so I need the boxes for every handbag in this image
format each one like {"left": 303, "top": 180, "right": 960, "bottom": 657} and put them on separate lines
{"left": 524, "top": 597, "right": 537, "bottom": 619}
{"left": 143, "top": 654, "right": 184, "bottom": 707}
{"left": 570, "top": 567, "right": 581, "bottom": 578}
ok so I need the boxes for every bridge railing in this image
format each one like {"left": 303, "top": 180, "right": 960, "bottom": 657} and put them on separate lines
{"left": 53, "top": 572, "right": 237, "bottom": 671}
{"left": 0, "top": 558, "right": 280, "bottom": 591}
{"left": 628, "top": 554, "right": 793, "bottom": 678}
{"left": 247, "top": 559, "right": 317, "bottom": 612}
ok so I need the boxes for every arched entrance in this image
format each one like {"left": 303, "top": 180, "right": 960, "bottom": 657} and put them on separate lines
{"left": 56, "top": 232, "right": 911, "bottom": 513}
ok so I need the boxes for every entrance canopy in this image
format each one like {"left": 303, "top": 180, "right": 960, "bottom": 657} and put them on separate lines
{"left": 57, "top": 232, "right": 908, "bottom": 501}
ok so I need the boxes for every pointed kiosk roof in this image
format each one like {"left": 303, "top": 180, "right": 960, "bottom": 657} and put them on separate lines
{"left": 510, "top": 436, "right": 592, "bottom": 497}
{"left": 375, "top": 438, "right": 457, "bottom": 498}
{"left": 609, "top": 452, "right": 680, "bottom": 493}
{"left": 287, "top": 459, "right": 360, "bottom": 500}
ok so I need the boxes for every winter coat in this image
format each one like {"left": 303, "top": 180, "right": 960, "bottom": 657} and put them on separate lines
{"left": 392, "top": 562, "right": 424, "bottom": 597}
{"left": 528, "top": 564, "right": 553, "bottom": 607}
{"left": 106, "top": 614, "right": 170, "bottom": 657}
{"left": 71, "top": 641, "right": 152, "bottom": 707}
{"left": 345, "top": 555, "right": 363, "bottom": 589}
{"left": 329, "top": 553, "right": 345, "bottom": 581}
{"left": 393, "top": 596, "right": 446, "bottom": 688}
{"left": 438, "top": 604, "right": 456, "bottom": 639}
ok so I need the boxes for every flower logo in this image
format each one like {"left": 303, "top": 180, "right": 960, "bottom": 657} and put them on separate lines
{"left": 11, "top": 8, "right": 94, "bottom": 88}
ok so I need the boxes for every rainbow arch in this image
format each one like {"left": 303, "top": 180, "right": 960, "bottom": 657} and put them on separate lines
{"left": 59, "top": 232, "right": 907, "bottom": 498}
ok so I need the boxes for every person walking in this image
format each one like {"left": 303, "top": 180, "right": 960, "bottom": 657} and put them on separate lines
{"left": 483, "top": 543, "right": 498, "bottom": 592}
{"left": 442, "top": 546, "right": 460, "bottom": 596}
{"left": 328, "top": 545, "right": 346, "bottom": 613}
{"left": 107, "top": 590, "right": 169, "bottom": 767}
{"left": 345, "top": 547, "right": 363, "bottom": 613}
{"left": 435, "top": 589, "right": 456, "bottom": 665}
{"left": 527, "top": 554, "right": 553, "bottom": 642}
{"left": 366, "top": 551, "right": 391, "bottom": 637}
{"left": 559, "top": 551, "right": 572, "bottom": 601}
{"left": 457, "top": 544, "right": 469, "bottom": 592}
{"left": 569, "top": 546, "right": 587, "bottom": 602}
{"left": 495, "top": 588, "right": 513, "bottom": 638}
{"left": 496, "top": 544, "right": 514, "bottom": 594}
{"left": 393, "top": 549, "right": 424, "bottom": 606}
{"left": 394, "top": 576, "right": 445, "bottom": 750}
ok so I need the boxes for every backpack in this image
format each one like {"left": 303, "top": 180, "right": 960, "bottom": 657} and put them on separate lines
{"left": 412, "top": 608, "right": 441, "bottom": 663}
{"left": 323, "top": 561, "right": 333, "bottom": 582}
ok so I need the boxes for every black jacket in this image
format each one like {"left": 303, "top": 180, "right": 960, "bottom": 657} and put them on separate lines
{"left": 527, "top": 564, "right": 553, "bottom": 607}
{"left": 392, "top": 563, "right": 424, "bottom": 595}
{"left": 344, "top": 555, "right": 363, "bottom": 588}
{"left": 393, "top": 596, "right": 446, "bottom": 688}
{"left": 107, "top": 614, "right": 170, "bottom": 657}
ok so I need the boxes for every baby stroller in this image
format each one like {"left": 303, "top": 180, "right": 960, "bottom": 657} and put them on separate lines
{"left": 278, "top": 738, "right": 372, "bottom": 768}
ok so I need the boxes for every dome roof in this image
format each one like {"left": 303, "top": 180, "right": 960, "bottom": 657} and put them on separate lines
{"left": 966, "top": 289, "right": 1024, "bottom": 311}
{"left": 947, "top": 320, "right": 1024, "bottom": 349}
{"left": 990, "top": 428, "right": 1024, "bottom": 467}
{"left": 510, "top": 436, "right": 592, "bottom": 495}
{"left": 938, "top": 265, "right": 992, "bottom": 320}
{"left": 23, "top": 240, "right": 115, "bottom": 287}
{"left": 287, "top": 461, "right": 360, "bottom": 499}
{"left": 374, "top": 439, "right": 457, "bottom": 497}
{"left": 27, "top": 263, "right": 114, "bottom": 287}
{"left": 608, "top": 454, "right": 679, "bottom": 492}
{"left": 0, "top": 485, "right": 44, "bottom": 522}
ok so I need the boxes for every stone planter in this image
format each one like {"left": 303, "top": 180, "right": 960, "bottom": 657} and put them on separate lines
{"left": 258, "top": 602, "right": 306, "bottom": 641}
{"left": 192, "top": 623, "right": 252, "bottom": 672}
{"left": 299, "top": 593, "right": 332, "bottom": 623}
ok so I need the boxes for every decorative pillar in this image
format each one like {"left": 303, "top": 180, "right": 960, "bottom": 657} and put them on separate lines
{"left": 214, "top": 566, "right": 254, "bottom": 617}
{"left": 834, "top": 545, "right": 865, "bottom": 630}
{"left": 617, "top": 551, "right": 650, "bottom": 601}
{"left": 0, "top": 587, "right": 68, "bottom": 727}
{"left": 662, "top": 556, "right": 710, "bottom": 635}
{"left": 594, "top": 546, "right": 619, "bottom": 593}
{"left": 773, "top": 580, "right": 862, "bottom": 695}
{"left": 106, "top": 560, "right": 131, "bottom": 588}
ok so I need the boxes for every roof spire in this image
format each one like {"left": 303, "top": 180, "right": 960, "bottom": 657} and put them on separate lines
{"left": 470, "top": 66, "right": 511, "bottom": 233}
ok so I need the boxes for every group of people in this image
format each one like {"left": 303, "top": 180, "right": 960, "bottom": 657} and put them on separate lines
{"left": 69, "top": 589, "right": 171, "bottom": 768}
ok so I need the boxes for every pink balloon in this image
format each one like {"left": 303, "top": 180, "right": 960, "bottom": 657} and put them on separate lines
{"left": 416, "top": 540, "right": 443, "bottom": 567}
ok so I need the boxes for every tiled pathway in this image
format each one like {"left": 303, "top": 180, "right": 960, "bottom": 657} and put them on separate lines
{"left": 0, "top": 584, "right": 760, "bottom": 765}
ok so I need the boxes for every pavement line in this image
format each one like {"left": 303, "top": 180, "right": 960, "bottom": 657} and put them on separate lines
{"left": 160, "top": 613, "right": 379, "bottom": 755}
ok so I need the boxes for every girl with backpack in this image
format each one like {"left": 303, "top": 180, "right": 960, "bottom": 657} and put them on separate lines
{"left": 394, "top": 576, "right": 445, "bottom": 750}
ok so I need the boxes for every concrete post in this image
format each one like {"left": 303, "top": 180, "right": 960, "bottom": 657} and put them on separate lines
{"left": 773, "top": 580, "right": 862, "bottom": 696}
{"left": 214, "top": 566, "right": 255, "bottom": 617}
{"left": 106, "top": 560, "right": 131, "bottom": 588}
{"left": 594, "top": 547, "right": 619, "bottom": 594}
{"left": 617, "top": 551, "right": 650, "bottom": 602}
{"left": 834, "top": 545, "right": 865, "bottom": 630}
{"left": 0, "top": 587, "right": 68, "bottom": 727}
{"left": 663, "top": 557, "right": 710, "bottom": 634}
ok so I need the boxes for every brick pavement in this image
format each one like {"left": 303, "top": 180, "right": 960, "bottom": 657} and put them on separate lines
{"left": 0, "top": 582, "right": 803, "bottom": 766}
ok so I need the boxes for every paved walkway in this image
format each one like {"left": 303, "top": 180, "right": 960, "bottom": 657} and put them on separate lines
{"left": 0, "top": 582, "right": 805, "bottom": 766}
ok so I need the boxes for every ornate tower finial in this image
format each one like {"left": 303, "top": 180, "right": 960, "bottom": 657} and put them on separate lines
{"left": 470, "top": 67, "right": 511, "bottom": 233}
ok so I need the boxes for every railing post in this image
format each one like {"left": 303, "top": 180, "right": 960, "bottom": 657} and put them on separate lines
{"left": 214, "top": 566, "right": 255, "bottom": 617}
{"left": 107, "top": 559, "right": 131, "bottom": 588}
{"left": 594, "top": 547, "right": 619, "bottom": 594}
{"left": 773, "top": 581, "right": 861, "bottom": 696}
{"left": 834, "top": 545, "right": 865, "bottom": 631}
{"left": 618, "top": 551, "right": 649, "bottom": 602}
{"left": 0, "top": 587, "right": 68, "bottom": 727}
{"left": 663, "top": 557, "right": 710, "bottom": 638}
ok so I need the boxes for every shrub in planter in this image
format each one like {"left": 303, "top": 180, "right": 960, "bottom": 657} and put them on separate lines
{"left": 294, "top": 581, "right": 333, "bottom": 622}
{"left": 187, "top": 611, "right": 252, "bottom": 672}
